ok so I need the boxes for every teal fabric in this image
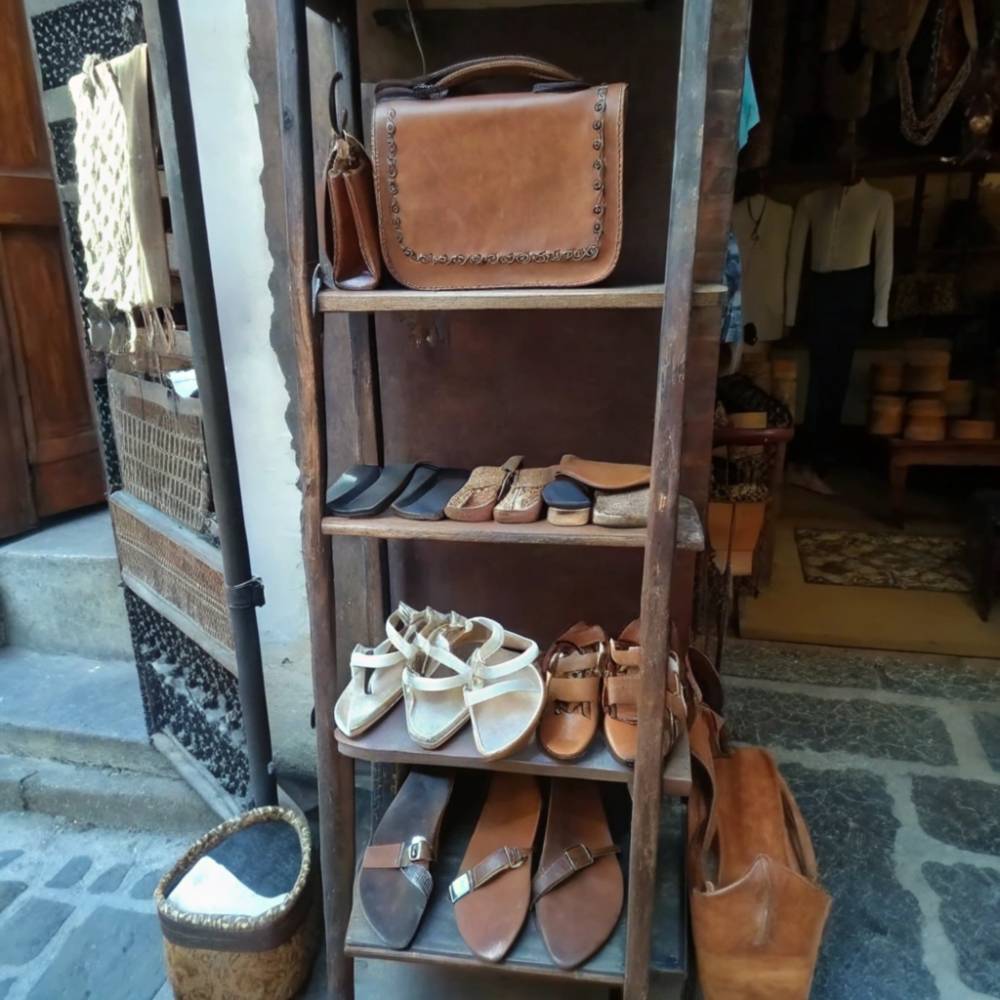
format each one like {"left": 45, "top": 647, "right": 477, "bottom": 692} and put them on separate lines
{"left": 739, "top": 59, "right": 760, "bottom": 151}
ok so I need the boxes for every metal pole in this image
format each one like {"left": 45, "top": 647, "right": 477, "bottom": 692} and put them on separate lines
{"left": 142, "top": 0, "right": 278, "bottom": 808}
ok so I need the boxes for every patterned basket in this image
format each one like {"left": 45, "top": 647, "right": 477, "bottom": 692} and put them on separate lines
{"left": 109, "top": 491, "right": 234, "bottom": 656}
{"left": 155, "top": 807, "right": 319, "bottom": 1000}
{"left": 108, "top": 369, "right": 212, "bottom": 535}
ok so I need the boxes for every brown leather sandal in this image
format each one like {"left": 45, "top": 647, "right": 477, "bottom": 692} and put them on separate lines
{"left": 604, "top": 619, "right": 685, "bottom": 766}
{"left": 359, "top": 768, "right": 454, "bottom": 949}
{"left": 538, "top": 623, "right": 607, "bottom": 760}
{"left": 533, "top": 779, "right": 623, "bottom": 969}
{"left": 444, "top": 455, "right": 523, "bottom": 522}
{"left": 450, "top": 773, "right": 542, "bottom": 962}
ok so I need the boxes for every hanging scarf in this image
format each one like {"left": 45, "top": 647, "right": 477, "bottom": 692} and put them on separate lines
{"left": 70, "top": 44, "right": 173, "bottom": 352}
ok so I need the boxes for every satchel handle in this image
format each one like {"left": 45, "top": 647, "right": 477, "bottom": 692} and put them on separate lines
{"left": 374, "top": 55, "right": 583, "bottom": 101}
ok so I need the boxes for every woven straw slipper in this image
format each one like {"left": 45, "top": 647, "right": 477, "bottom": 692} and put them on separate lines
{"left": 493, "top": 466, "right": 555, "bottom": 523}
{"left": 444, "top": 456, "right": 523, "bottom": 522}
{"left": 334, "top": 604, "right": 444, "bottom": 737}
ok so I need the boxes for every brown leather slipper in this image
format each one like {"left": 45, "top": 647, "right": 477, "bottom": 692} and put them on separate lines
{"left": 450, "top": 772, "right": 542, "bottom": 962}
{"left": 533, "top": 779, "right": 623, "bottom": 969}
{"left": 359, "top": 768, "right": 454, "bottom": 949}
{"left": 556, "top": 455, "right": 650, "bottom": 491}
{"left": 539, "top": 623, "right": 607, "bottom": 761}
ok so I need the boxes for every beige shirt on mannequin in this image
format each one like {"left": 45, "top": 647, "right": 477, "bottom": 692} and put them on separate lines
{"left": 732, "top": 195, "right": 794, "bottom": 342}
{"left": 785, "top": 179, "right": 895, "bottom": 328}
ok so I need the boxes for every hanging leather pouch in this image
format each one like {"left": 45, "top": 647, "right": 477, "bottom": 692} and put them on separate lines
{"left": 371, "top": 56, "right": 627, "bottom": 291}
{"left": 319, "top": 76, "right": 383, "bottom": 291}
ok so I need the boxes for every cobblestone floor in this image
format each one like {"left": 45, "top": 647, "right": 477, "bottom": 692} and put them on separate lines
{"left": 725, "top": 639, "right": 1000, "bottom": 1000}
{"left": 2, "top": 640, "right": 998, "bottom": 999}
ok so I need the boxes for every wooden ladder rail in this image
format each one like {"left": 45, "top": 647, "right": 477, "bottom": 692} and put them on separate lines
{"left": 625, "top": 1, "right": 714, "bottom": 998}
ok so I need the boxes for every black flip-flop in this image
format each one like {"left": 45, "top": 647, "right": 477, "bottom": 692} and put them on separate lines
{"left": 325, "top": 463, "right": 419, "bottom": 517}
{"left": 392, "top": 466, "right": 471, "bottom": 521}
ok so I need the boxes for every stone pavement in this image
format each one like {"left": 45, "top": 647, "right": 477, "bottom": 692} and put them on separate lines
{"left": 2, "top": 640, "right": 999, "bottom": 999}
{"left": 725, "top": 639, "right": 1000, "bottom": 1000}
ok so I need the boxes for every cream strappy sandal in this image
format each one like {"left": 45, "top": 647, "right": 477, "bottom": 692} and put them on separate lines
{"left": 334, "top": 604, "right": 444, "bottom": 737}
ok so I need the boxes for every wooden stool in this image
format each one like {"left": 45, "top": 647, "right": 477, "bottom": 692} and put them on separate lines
{"left": 969, "top": 492, "right": 1000, "bottom": 622}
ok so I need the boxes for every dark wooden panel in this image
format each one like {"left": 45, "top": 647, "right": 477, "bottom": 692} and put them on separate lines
{"left": 0, "top": 228, "right": 103, "bottom": 515}
{"left": 0, "top": 280, "right": 35, "bottom": 536}
{"left": 0, "top": 174, "right": 60, "bottom": 226}
{"left": 0, "top": 0, "right": 47, "bottom": 172}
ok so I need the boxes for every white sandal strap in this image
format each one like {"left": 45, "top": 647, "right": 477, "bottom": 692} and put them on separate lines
{"left": 405, "top": 667, "right": 469, "bottom": 692}
{"left": 465, "top": 675, "right": 540, "bottom": 707}
{"left": 350, "top": 643, "right": 405, "bottom": 670}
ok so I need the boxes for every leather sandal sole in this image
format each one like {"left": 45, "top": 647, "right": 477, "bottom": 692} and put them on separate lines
{"left": 359, "top": 768, "right": 455, "bottom": 949}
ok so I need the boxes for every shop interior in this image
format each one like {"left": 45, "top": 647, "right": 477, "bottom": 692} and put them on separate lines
{"left": 718, "top": 0, "right": 1000, "bottom": 658}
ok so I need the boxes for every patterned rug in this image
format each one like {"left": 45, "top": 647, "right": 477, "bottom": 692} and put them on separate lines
{"left": 795, "top": 529, "right": 972, "bottom": 593}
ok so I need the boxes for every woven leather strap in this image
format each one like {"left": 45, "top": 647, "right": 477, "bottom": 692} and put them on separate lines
{"left": 362, "top": 836, "right": 434, "bottom": 870}
{"left": 531, "top": 842, "right": 619, "bottom": 906}
{"left": 448, "top": 845, "right": 530, "bottom": 903}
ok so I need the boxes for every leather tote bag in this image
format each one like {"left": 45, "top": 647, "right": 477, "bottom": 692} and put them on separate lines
{"left": 371, "top": 56, "right": 627, "bottom": 291}
{"left": 687, "top": 706, "right": 831, "bottom": 1000}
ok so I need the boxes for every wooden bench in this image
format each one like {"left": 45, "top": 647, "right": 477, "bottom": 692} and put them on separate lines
{"left": 885, "top": 437, "right": 1000, "bottom": 526}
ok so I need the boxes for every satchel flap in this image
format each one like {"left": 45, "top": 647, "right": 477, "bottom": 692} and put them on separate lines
{"left": 372, "top": 84, "right": 624, "bottom": 268}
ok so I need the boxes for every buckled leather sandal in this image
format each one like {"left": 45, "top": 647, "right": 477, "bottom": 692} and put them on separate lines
{"left": 451, "top": 773, "right": 542, "bottom": 962}
{"left": 402, "top": 613, "right": 476, "bottom": 749}
{"left": 334, "top": 604, "right": 444, "bottom": 738}
{"left": 463, "top": 618, "right": 544, "bottom": 761}
{"left": 359, "top": 768, "right": 455, "bottom": 949}
{"left": 538, "top": 623, "right": 607, "bottom": 760}
{"left": 533, "top": 779, "right": 623, "bottom": 969}
{"left": 493, "top": 466, "right": 554, "bottom": 523}
{"left": 604, "top": 619, "right": 686, "bottom": 765}
{"left": 444, "top": 456, "right": 523, "bottom": 522}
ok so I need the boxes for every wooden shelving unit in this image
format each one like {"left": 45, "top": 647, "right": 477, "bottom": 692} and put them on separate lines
{"left": 255, "top": 0, "right": 748, "bottom": 996}
{"left": 321, "top": 495, "right": 704, "bottom": 550}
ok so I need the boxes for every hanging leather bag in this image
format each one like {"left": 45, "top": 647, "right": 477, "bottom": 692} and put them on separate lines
{"left": 319, "top": 75, "right": 383, "bottom": 291}
{"left": 371, "top": 56, "right": 627, "bottom": 291}
{"left": 687, "top": 703, "right": 831, "bottom": 1000}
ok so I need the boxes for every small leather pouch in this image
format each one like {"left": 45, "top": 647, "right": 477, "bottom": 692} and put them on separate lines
{"left": 319, "top": 77, "right": 382, "bottom": 291}
{"left": 371, "top": 56, "right": 627, "bottom": 291}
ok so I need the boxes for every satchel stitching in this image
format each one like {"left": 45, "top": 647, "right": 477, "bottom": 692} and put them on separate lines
{"left": 383, "top": 86, "right": 609, "bottom": 266}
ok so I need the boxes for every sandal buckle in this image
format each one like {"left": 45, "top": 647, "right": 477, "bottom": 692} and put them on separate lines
{"left": 448, "top": 872, "right": 473, "bottom": 903}
{"left": 505, "top": 846, "right": 526, "bottom": 869}
{"left": 563, "top": 844, "right": 594, "bottom": 872}
{"left": 404, "top": 836, "right": 433, "bottom": 865}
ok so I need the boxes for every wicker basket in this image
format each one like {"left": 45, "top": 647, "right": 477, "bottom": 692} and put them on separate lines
{"left": 156, "top": 807, "right": 319, "bottom": 1000}
{"left": 109, "top": 491, "right": 234, "bottom": 655}
{"left": 108, "top": 369, "right": 212, "bottom": 535}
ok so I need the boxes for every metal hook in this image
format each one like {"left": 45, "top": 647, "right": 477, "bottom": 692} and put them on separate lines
{"left": 329, "top": 72, "right": 349, "bottom": 136}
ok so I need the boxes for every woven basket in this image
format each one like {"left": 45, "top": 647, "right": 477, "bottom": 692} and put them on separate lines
{"left": 108, "top": 369, "right": 212, "bottom": 534}
{"left": 156, "top": 807, "right": 319, "bottom": 1000}
{"left": 109, "top": 492, "right": 234, "bottom": 654}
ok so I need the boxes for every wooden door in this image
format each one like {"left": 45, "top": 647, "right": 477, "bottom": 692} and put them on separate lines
{"left": 0, "top": 0, "right": 104, "bottom": 537}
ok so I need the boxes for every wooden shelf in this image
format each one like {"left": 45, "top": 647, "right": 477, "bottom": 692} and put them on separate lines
{"left": 322, "top": 495, "right": 704, "bottom": 551}
{"left": 318, "top": 282, "right": 726, "bottom": 313}
{"left": 345, "top": 780, "right": 687, "bottom": 987}
{"left": 335, "top": 701, "right": 691, "bottom": 797}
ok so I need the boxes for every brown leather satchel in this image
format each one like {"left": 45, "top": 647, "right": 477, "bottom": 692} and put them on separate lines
{"left": 319, "top": 75, "right": 382, "bottom": 291}
{"left": 687, "top": 704, "right": 831, "bottom": 1000}
{"left": 371, "top": 56, "right": 627, "bottom": 291}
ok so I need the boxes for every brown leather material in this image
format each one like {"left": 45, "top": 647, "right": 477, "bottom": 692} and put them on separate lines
{"left": 539, "top": 622, "right": 607, "bottom": 761}
{"left": 358, "top": 768, "right": 454, "bottom": 949}
{"left": 321, "top": 134, "right": 383, "bottom": 291}
{"left": 444, "top": 456, "right": 523, "bottom": 522}
{"left": 604, "top": 619, "right": 685, "bottom": 765}
{"left": 688, "top": 710, "right": 831, "bottom": 1000}
{"left": 557, "top": 455, "right": 650, "bottom": 490}
{"left": 371, "top": 58, "right": 626, "bottom": 291}
{"left": 533, "top": 780, "right": 623, "bottom": 969}
{"left": 453, "top": 773, "right": 542, "bottom": 962}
